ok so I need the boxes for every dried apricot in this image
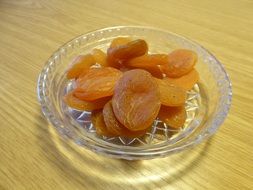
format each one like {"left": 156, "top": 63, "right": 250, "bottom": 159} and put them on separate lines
{"left": 119, "top": 66, "right": 131, "bottom": 73}
{"left": 103, "top": 101, "right": 147, "bottom": 137}
{"left": 74, "top": 67, "right": 122, "bottom": 101}
{"left": 144, "top": 66, "right": 164, "bottom": 79}
{"left": 112, "top": 69, "right": 161, "bottom": 131}
{"left": 158, "top": 106, "right": 186, "bottom": 128}
{"left": 155, "top": 78, "right": 187, "bottom": 106}
{"left": 161, "top": 49, "right": 197, "bottom": 77}
{"left": 64, "top": 92, "right": 110, "bottom": 111}
{"left": 110, "top": 37, "right": 132, "bottom": 48}
{"left": 91, "top": 111, "right": 115, "bottom": 137}
{"left": 103, "top": 101, "right": 128, "bottom": 136}
{"left": 121, "top": 66, "right": 163, "bottom": 78}
{"left": 66, "top": 54, "right": 95, "bottom": 79}
{"left": 164, "top": 69, "right": 199, "bottom": 91}
{"left": 123, "top": 128, "right": 149, "bottom": 138}
{"left": 125, "top": 54, "right": 167, "bottom": 78}
{"left": 125, "top": 54, "right": 168, "bottom": 67}
{"left": 107, "top": 39, "right": 148, "bottom": 68}
{"left": 91, "top": 49, "right": 108, "bottom": 66}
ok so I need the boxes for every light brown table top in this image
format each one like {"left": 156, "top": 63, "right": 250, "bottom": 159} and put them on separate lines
{"left": 0, "top": 0, "right": 253, "bottom": 189}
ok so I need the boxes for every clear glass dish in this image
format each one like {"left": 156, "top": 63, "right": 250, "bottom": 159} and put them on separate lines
{"left": 37, "top": 26, "right": 232, "bottom": 160}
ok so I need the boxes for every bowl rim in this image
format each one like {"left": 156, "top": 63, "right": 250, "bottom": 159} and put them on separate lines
{"left": 37, "top": 26, "right": 232, "bottom": 160}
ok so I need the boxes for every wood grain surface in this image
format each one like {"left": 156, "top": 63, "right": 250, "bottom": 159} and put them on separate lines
{"left": 0, "top": 0, "right": 253, "bottom": 189}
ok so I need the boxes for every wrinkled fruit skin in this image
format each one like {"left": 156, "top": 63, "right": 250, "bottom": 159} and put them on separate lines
{"left": 67, "top": 54, "right": 96, "bottom": 79}
{"left": 164, "top": 69, "right": 199, "bottom": 91}
{"left": 74, "top": 67, "right": 122, "bottom": 101}
{"left": 161, "top": 49, "right": 197, "bottom": 77}
{"left": 125, "top": 54, "right": 169, "bottom": 67}
{"left": 158, "top": 106, "right": 186, "bottom": 128}
{"left": 64, "top": 92, "right": 111, "bottom": 111}
{"left": 103, "top": 101, "right": 148, "bottom": 137}
{"left": 91, "top": 111, "right": 114, "bottom": 137}
{"left": 112, "top": 69, "right": 161, "bottom": 131}
{"left": 155, "top": 78, "right": 187, "bottom": 106}
{"left": 107, "top": 39, "right": 148, "bottom": 68}
{"left": 145, "top": 66, "right": 164, "bottom": 79}
{"left": 103, "top": 101, "right": 128, "bottom": 135}
{"left": 125, "top": 54, "right": 168, "bottom": 79}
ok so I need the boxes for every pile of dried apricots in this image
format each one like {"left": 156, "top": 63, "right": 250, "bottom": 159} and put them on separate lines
{"left": 64, "top": 37, "right": 199, "bottom": 137}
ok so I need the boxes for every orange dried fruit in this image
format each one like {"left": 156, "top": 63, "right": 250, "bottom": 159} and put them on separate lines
{"left": 103, "top": 101, "right": 148, "bottom": 137}
{"left": 119, "top": 66, "right": 131, "bottom": 73}
{"left": 78, "top": 67, "right": 94, "bottom": 78}
{"left": 110, "top": 37, "right": 132, "bottom": 48}
{"left": 161, "top": 49, "right": 197, "bottom": 77}
{"left": 127, "top": 65, "right": 164, "bottom": 79}
{"left": 103, "top": 101, "right": 127, "bottom": 136}
{"left": 107, "top": 39, "right": 148, "bottom": 68}
{"left": 112, "top": 69, "right": 161, "bottom": 131}
{"left": 66, "top": 54, "right": 96, "bottom": 79}
{"left": 91, "top": 49, "right": 108, "bottom": 66}
{"left": 164, "top": 69, "right": 199, "bottom": 91}
{"left": 155, "top": 78, "right": 187, "bottom": 106}
{"left": 158, "top": 106, "right": 187, "bottom": 129}
{"left": 144, "top": 66, "right": 164, "bottom": 79}
{"left": 91, "top": 111, "right": 115, "bottom": 137}
{"left": 74, "top": 67, "right": 122, "bottom": 101}
{"left": 123, "top": 128, "right": 149, "bottom": 138}
{"left": 64, "top": 92, "right": 110, "bottom": 111}
{"left": 126, "top": 54, "right": 168, "bottom": 67}
{"left": 124, "top": 54, "right": 168, "bottom": 78}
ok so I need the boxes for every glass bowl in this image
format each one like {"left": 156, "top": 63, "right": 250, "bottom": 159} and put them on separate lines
{"left": 37, "top": 26, "right": 232, "bottom": 160}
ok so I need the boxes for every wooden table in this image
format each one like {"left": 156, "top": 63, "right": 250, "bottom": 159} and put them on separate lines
{"left": 1, "top": 0, "right": 253, "bottom": 189}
